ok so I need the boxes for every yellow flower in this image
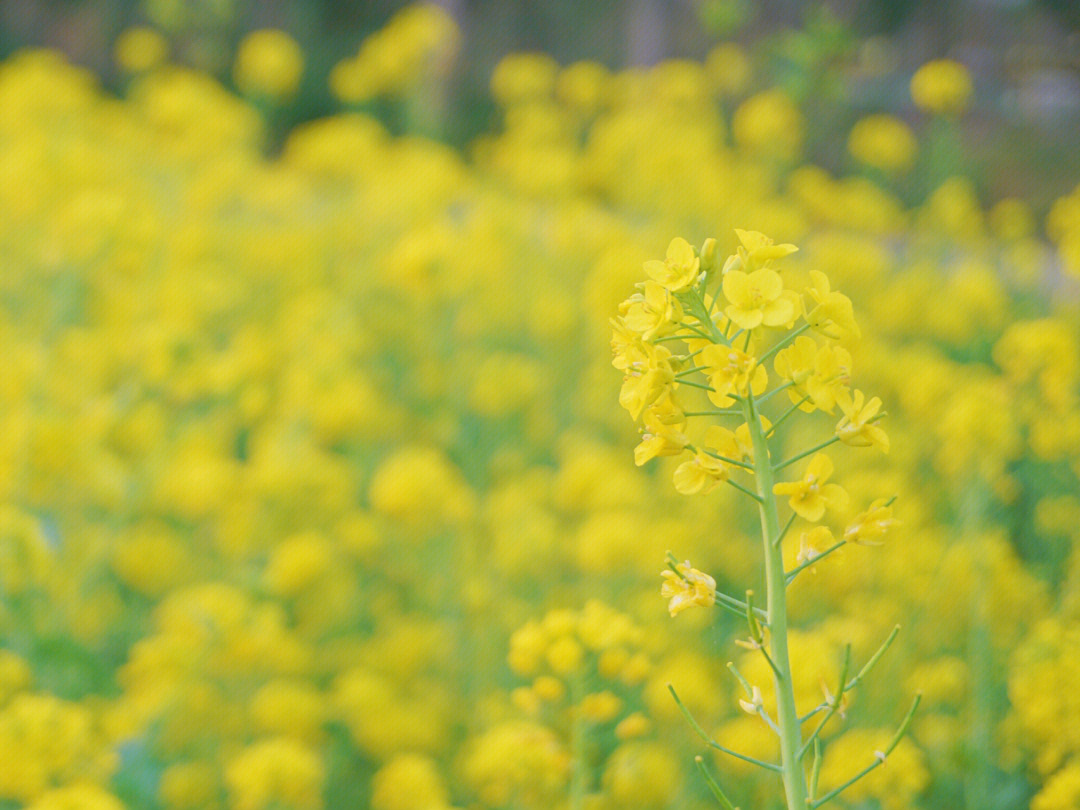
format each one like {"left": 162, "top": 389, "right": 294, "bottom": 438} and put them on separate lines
{"left": 619, "top": 344, "right": 677, "bottom": 422}
{"left": 796, "top": 526, "right": 838, "bottom": 570}
{"left": 672, "top": 425, "right": 741, "bottom": 494}
{"left": 722, "top": 268, "right": 799, "bottom": 330}
{"left": 844, "top": 498, "right": 898, "bottom": 546}
{"left": 911, "top": 59, "right": 972, "bottom": 115}
{"left": 836, "top": 389, "right": 889, "bottom": 452}
{"left": 773, "top": 453, "right": 849, "bottom": 522}
{"left": 732, "top": 89, "right": 804, "bottom": 160}
{"left": 660, "top": 561, "right": 717, "bottom": 617}
{"left": 728, "top": 229, "right": 799, "bottom": 272}
{"left": 644, "top": 237, "right": 700, "bottom": 292}
{"left": 370, "top": 754, "right": 452, "bottom": 810}
{"left": 805, "top": 271, "right": 861, "bottom": 341}
{"left": 700, "top": 344, "right": 767, "bottom": 407}
{"left": 620, "top": 280, "right": 684, "bottom": 341}
{"left": 848, "top": 114, "right": 918, "bottom": 173}
{"left": 634, "top": 395, "right": 689, "bottom": 466}
{"left": 114, "top": 27, "right": 168, "bottom": 73}
{"left": 774, "top": 338, "right": 852, "bottom": 414}
{"left": 234, "top": 30, "right": 304, "bottom": 99}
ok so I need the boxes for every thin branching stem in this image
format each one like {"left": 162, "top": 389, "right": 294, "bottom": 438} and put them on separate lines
{"left": 727, "top": 478, "right": 763, "bottom": 503}
{"left": 765, "top": 394, "right": 813, "bottom": 438}
{"left": 809, "top": 694, "right": 921, "bottom": 808}
{"left": 756, "top": 380, "right": 794, "bottom": 404}
{"left": 785, "top": 540, "right": 846, "bottom": 585}
{"left": 668, "top": 685, "right": 783, "bottom": 773}
{"left": 773, "top": 511, "right": 797, "bottom": 548}
{"left": 700, "top": 448, "right": 755, "bottom": 470}
{"left": 772, "top": 436, "right": 841, "bottom": 472}
{"left": 799, "top": 646, "right": 851, "bottom": 760}
{"left": 695, "top": 756, "right": 740, "bottom": 810}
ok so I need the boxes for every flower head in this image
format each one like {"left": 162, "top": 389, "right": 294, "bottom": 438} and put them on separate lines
{"left": 722, "top": 268, "right": 799, "bottom": 330}
{"left": 805, "top": 271, "right": 861, "bottom": 342}
{"left": 836, "top": 389, "right": 889, "bottom": 452}
{"left": 844, "top": 498, "right": 899, "bottom": 545}
{"left": 644, "top": 237, "right": 700, "bottom": 293}
{"left": 773, "top": 453, "right": 849, "bottom": 522}
{"left": 660, "top": 561, "right": 717, "bottom": 617}
{"left": 726, "top": 229, "right": 799, "bottom": 274}
{"left": 911, "top": 59, "right": 972, "bottom": 115}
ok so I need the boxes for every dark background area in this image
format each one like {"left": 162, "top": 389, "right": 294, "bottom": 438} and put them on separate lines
{"left": 3, "top": 0, "right": 1079, "bottom": 207}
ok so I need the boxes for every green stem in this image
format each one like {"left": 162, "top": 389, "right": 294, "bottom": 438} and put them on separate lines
{"left": 726, "top": 478, "right": 763, "bottom": 503}
{"left": 774, "top": 511, "right": 797, "bottom": 548}
{"left": 714, "top": 591, "right": 770, "bottom": 624}
{"left": 765, "top": 394, "right": 812, "bottom": 438}
{"left": 773, "top": 436, "right": 840, "bottom": 473}
{"left": 669, "top": 685, "right": 783, "bottom": 773}
{"left": 676, "top": 365, "right": 709, "bottom": 378}
{"left": 785, "top": 540, "right": 846, "bottom": 585}
{"left": 699, "top": 448, "right": 754, "bottom": 470}
{"left": 743, "top": 390, "right": 809, "bottom": 810}
{"left": 695, "top": 756, "right": 740, "bottom": 810}
{"left": 809, "top": 739, "right": 823, "bottom": 800}
{"left": 678, "top": 379, "right": 717, "bottom": 392}
{"left": 809, "top": 694, "right": 920, "bottom": 808}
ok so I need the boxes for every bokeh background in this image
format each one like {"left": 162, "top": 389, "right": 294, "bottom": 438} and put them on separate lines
{"left": 2, "top": 2, "right": 1080, "bottom": 810}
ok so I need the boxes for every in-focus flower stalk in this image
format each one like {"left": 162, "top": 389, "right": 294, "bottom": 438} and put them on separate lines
{"left": 613, "top": 230, "right": 914, "bottom": 810}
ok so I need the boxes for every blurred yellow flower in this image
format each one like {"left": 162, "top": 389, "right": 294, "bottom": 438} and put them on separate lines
{"left": 234, "top": 29, "right": 304, "bottom": 98}
{"left": 848, "top": 114, "right": 918, "bottom": 172}
{"left": 114, "top": 27, "right": 168, "bottom": 73}
{"left": 911, "top": 59, "right": 972, "bottom": 114}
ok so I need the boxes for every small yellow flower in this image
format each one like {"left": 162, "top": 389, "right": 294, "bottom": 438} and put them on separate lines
{"left": 644, "top": 237, "right": 700, "bottom": 292}
{"left": 911, "top": 59, "right": 972, "bottom": 115}
{"left": 634, "top": 398, "right": 689, "bottom": 466}
{"left": 797, "top": 526, "right": 838, "bottom": 570}
{"left": 619, "top": 343, "right": 677, "bottom": 421}
{"left": 848, "top": 114, "right": 918, "bottom": 173}
{"left": 672, "top": 425, "right": 741, "bottom": 495}
{"left": 844, "top": 499, "right": 899, "bottom": 546}
{"left": 660, "top": 561, "right": 717, "bottom": 617}
{"left": 773, "top": 453, "right": 849, "bottom": 522}
{"left": 727, "top": 229, "right": 799, "bottom": 272}
{"left": 722, "top": 268, "right": 799, "bottom": 330}
{"left": 234, "top": 29, "right": 305, "bottom": 99}
{"left": 805, "top": 271, "right": 861, "bottom": 341}
{"left": 620, "top": 281, "right": 685, "bottom": 341}
{"left": 700, "top": 344, "right": 767, "bottom": 407}
{"left": 836, "top": 389, "right": 889, "bottom": 452}
{"left": 114, "top": 27, "right": 168, "bottom": 73}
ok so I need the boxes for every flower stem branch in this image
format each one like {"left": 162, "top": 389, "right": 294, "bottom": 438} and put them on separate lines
{"left": 773, "top": 436, "right": 840, "bottom": 472}
{"left": 785, "top": 540, "right": 846, "bottom": 585}
{"left": 668, "top": 685, "right": 783, "bottom": 773}
{"left": 809, "top": 694, "right": 921, "bottom": 808}
{"left": 695, "top": 756, "right": 740, "bottom": 810}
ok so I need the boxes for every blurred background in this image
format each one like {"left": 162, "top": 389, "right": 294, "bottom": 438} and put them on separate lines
{"left": 3, "top": 2, "right": 1080, "bottom": 810}
{"left": 4, "top": 0, "right": 1080, "bottom": 204}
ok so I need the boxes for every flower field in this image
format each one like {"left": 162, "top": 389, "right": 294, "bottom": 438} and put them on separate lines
{"left": 2, "top": 4, "right": 1080, "bottom": 809}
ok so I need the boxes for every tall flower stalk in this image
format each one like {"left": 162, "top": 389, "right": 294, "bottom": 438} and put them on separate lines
{"left": 612, "top": 230, "right": 918, "bottom": 810}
